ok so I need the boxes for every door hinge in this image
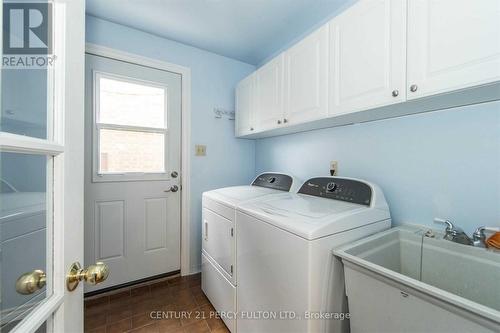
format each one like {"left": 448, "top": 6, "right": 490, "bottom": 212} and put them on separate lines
{"left": 230, "top": 228, "right": 234, "bottom": 237}
{"left": 230, "top": 265, "right": 233, "bottom": 275}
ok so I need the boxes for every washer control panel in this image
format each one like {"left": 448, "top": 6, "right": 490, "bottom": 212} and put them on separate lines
{"left": 252, "top": 173, "right": 293, "bottom": 192}
{"left": 298, "top": 177, "right": 372, "bottom": 206}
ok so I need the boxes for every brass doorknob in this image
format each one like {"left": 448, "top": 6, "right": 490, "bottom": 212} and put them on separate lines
{"left": 67, "top": 262, "right": 109, "bottom": 291}
{"left": 16, "top": 270, "right": 46, "bottom": 295}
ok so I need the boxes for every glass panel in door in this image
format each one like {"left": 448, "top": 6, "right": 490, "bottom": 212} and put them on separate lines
{"left": 1, "top": 0, "right": 56, "bottom": 141}
{"left": 1, "top": 68, "right": 52, "bottom": 139}
{"left": 0, "top": 152, "right": 52, "bottom": 332}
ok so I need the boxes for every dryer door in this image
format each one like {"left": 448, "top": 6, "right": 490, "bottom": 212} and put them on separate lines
{"left": 202, "top": 207, "right": 235, "bottom": 283}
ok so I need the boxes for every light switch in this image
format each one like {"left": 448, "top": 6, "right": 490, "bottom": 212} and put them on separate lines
{"left": 195, "top": 145, "right": 207, "bottom": 156}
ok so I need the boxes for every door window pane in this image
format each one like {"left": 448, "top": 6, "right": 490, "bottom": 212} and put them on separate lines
{"left": 1, "top": 69, "right": 50, "bottom": 139}
{"left": 0, "top": 152, "right": 51, "bottom": 331}
{"left": 98, "top": 76, "right": 166, "bottom": 128}
{"left": 98, "top": 129, "right": 165, "bottom": 174}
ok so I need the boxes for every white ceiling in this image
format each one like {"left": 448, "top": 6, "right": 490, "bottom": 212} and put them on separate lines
{"left": 85, "top": 0, "right": 353, "bottom": 65}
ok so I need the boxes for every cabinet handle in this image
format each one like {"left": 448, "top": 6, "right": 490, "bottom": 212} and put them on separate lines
{"left": 204, "top": 221, "right": 208, "bottom": 240}
{"left": 250, "top": 127, "right": 254, "bottom": 131}
{"left": 392, "top": 90, "right": 399, "bottom": 97}
{"left": 283, "top": 118, "right": 288, "bottom": 123}
{"left": 410, "top": 84, "right": 418, "bottom": 92}
{"left": 277, "top": 120, "right": 282, "bottom": 125}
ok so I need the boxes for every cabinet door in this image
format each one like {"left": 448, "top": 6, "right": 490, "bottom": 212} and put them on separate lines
{"left": 284, "top": 25, "right": 329, "bottom": 124}
{"left": 255, "top": 55, "right": 284, "bottom": 130}
{"left": 407, "top": 0, "right": 500, "bottom": 100}
{"left": 235, "top": 73, "right": 255, "bottom": 136}
{"left": 329, "top": 0, "right": 406, "bottom": 115}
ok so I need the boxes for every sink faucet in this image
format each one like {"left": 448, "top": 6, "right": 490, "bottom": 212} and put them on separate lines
{"left": 433, "top": 218, "right": 473, "bottom": 246}
{"left": 472, "top": 226, "right": 500, "bottom": 247}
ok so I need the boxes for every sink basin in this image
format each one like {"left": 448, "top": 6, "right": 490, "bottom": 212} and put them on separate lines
{"left": 334, "top": 225, "right": 500, "bottom": 333}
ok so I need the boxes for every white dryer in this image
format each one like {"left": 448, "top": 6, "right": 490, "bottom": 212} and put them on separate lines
{"left": 201, "top": 173, "right": 300, "bottom": 332}
{"left": 236, "top": 177, "right": 391, "bottom": 333}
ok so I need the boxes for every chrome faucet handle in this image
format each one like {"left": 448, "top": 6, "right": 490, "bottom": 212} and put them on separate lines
{"left": 434, "top": 218, "right": 459, "bottom": 233}
{"left": 434, "top": 218, "right": 472, "bottom": 245}
{"left": 472, "top": 226, "right": 487, "bottom": 248}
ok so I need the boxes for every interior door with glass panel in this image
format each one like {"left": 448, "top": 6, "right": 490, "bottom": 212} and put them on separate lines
{"left": 84, "top": 54, "right": 182, "bottom": 291}
{"left": 1, "top": 0, "right": 87, "bottom": 332}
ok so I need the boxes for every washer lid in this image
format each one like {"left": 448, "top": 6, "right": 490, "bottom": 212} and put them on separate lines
{"left": 203, "top": 172, "right": 300, "bottom": 208}
{"left": 258, "top": 194, "right": 361, "bottom": 218}
{"left": 238, "top": 192, "right": 390, "bottom": 240}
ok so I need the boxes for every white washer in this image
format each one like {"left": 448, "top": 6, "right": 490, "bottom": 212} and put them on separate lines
{"left": 201, "top": 173, "right": 300, "bottom": 332}
{"left": 236, "top": 177, "right": 391, "bottom": 333}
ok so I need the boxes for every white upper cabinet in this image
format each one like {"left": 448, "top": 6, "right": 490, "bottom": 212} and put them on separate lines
{"left": 235, "top": 0, "right": 500, "bottom": 138}
{"left": 255, "top": 54, "right": 285, "bottom": 130}
{"left": 284, "top": 25, "right": 329, "bottom": 124}
{"left": 329, "top": 0, "right": 407, "bottom": 116}
{"left": 235, "top": 73, "right": 255, "bottom": 136}
{"left": 407, "top": 0, "right": 500, "bottom": 100}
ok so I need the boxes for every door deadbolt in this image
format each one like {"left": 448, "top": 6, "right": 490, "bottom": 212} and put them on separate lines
{"left": 171, "top": 171, "right": 178, "bottom": 178}
{"left": 165, "top": 185, "right": 179, "bottom": 193}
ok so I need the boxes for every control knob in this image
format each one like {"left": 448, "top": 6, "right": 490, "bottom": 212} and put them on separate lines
{"left": 326, "top": 182, "right": 337, "bottom": 192}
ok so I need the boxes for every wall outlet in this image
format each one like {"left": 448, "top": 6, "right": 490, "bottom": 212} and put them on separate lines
{"left": 195, "top": 144, "right": 207, "bottom": 156}
{"left": 330, "top": 161, "right": 338, "bottom": 176}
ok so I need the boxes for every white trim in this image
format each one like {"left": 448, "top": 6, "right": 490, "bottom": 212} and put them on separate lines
{"left": 85, "top": 43, "right": 192, "bottom": 275}
{"left": 0, "top": 297, "right": 43, "bottom": 326}
{"left": 0, "top": 128, "right": 64, "bottom": 156}
{"left": 9, "top": 295, "right": 64, "bottom": 333}
{"left": 86, "top": 44, "right": 192, "bottom": 78}
{"left": 96, "top": 123, "right": 169, "bottom": 133}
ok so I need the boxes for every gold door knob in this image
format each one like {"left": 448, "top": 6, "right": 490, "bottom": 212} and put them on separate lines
{"left": 67, "top": 262, "right": 109, "bottom": 291}
{"left": 16, "top": 270, "right": 46, "bottom": 295}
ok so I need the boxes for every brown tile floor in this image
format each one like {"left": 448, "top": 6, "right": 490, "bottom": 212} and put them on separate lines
{"left": 84, "top": 273, "right": 229, "bottom": 333}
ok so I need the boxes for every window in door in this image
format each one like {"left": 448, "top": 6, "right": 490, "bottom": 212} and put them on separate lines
{"left": 93, "top": 72, "right": 169, "bottom": 182}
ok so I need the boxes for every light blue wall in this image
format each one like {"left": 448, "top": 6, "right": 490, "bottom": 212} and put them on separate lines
{"left": 256, "top": 102, "right": 500, "bottom": 234}
{"left": 85, "top": 15, "right": 256, "bottom": 271}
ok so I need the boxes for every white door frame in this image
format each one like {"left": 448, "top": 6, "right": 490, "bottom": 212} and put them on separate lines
{"left": 84, "top": 43, "right": 192, "bottom": 276}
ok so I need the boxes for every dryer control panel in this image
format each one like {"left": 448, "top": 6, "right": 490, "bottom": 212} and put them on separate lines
{"left": 252, "top": 173, "right": 293, "bottom": 192}
{"left": 298, "top": 177, "right": 372, "bottom": 206}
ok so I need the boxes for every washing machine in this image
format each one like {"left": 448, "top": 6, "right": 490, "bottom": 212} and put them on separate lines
{"left": 236, "top": 177, "right": 391, "bottom": 333}
{"left": 201, "top": 172, "right": 300, "bottom": 332}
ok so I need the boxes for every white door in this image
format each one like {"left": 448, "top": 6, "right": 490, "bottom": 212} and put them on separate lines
{"left": 1, "top": 0, "right": 86, "bottom": 332}
{"left": 407, "top": 0, "right": 500, "bottom": 100}
{"left": 255, "top": 55, "right": 284, "bottom": 131}
{"left": 84, "top": 54, "right": 182, "bottom": 292}
{"left": 284, "top": 25, "right": 329, "bottom": 124}
{"left": 235, "top": 73, "right": 255, "bottom": 136}
{"left": 329, "top": 0, "right": 406, "bottom": 115}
